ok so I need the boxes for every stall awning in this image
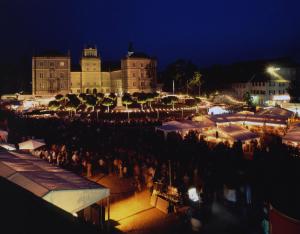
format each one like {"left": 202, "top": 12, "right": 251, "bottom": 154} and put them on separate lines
{"left": 18, "top": 139, "right": 46, "bottom": 150}
{"left": 0, "top": 151, "right": 109, "bottom": 213}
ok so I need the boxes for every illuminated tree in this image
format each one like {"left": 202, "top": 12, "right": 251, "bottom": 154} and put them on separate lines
{"left": 188, "top": 71, "right": 202, "bottom": 96}
{"left": 102, "top": 97, "right": 114, "bottom": 112}
{"left": 146, "top": 92, "right": 156, "bottom": 109}
{"left": 137, "top": 92, "right": 148, "bottom": 110}
{"left": 86, "top": 95, "right": 97, "bottom": 111}
{"left": 162, "top": 96, "right": 179, "bottom": 110}
{"left": 48, "top": 100, "right": 60, "bottom": 111}
{"left": 243, "top": 92, "right": 253, "bottom": 107}
{"left": 122, "top": 93, "right": 133, "bottom": 110}
{"left": 79, "top": 93, "right": 87, "bottom": 102}
{"left": 55, "top": 94, "right": 64, "bottom": 101}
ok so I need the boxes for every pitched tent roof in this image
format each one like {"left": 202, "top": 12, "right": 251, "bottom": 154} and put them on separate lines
{"left": 0, "top": 177, "right": 101, "bottom": 234}
{"left": 282, "top": 123, "right": 300, "bottom": 145}
{"left": 0, "top": 151, "right": 109, "bottom": 214}
{"left": 217, "top": 125, "right": 259, "bottom": 142}
{"left": 18, "top": 139, "right": 45, "bottom": 150}
{"left": 156, "top": 119, "right": 215, "bottom": 134}
{"left": 256, "top": 107, "right": 294, "bottom": 119}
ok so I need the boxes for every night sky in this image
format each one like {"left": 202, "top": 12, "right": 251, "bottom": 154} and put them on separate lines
{"left": 1, "top": 0, "right": 300, "bottom": 68}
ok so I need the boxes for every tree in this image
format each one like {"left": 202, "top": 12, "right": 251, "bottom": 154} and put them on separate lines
{"left": 102, "top": 97, "right": 114, "bottom": 112}
{"left": 160, "top": 59, "right": 198, "bottom": 92}
{"left": 79, "top": 93, "right": 87, "bottom": 102}
{"left": 188, "top": 71, "right": 202, "bottom": 96}
{"left": 55, "top": 94, "right": 64, "bottom": 101}
{"left": 96, "top": 93, "right": 105, "bottom": 102}
{"left": 108, "top": 93, "right": 117, "bottom": 101}
{"left": 48, "top": 100, "right": 60, "bottom": 111}
{"left": 86, "top": 95, "right": 97, "bottom": 111}
{"left": 243, "top": 92, "right": 253, "bottom": 107}
{"left": 137, "top": 92, "right": 148, "bottom": 110}
{"left": 122, "top": 93, "right": 133, "bottom": 110}
{"left": 66, "top": 94, "right": 81, "bottom": 108}
{"left": 162, "top": 96, "right": 179, "bottom": 110}
{"left": 146, "top": 93, "right": 156, "bottom": 109}
{"left": 65, "top": 101, "right": 77, "bottom": 117}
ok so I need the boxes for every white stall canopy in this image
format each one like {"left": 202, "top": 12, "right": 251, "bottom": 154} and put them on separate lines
{"left": 0, "top": 151, "right": 109, "bottom": 214}
{"left": 18, "top": 139, "right": 45, "bottom": 150}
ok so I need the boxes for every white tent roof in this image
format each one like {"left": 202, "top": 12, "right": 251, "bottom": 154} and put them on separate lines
{"left": 156, "top": 119, "right": 214, "bottom": 134}
{"left": 18, "top": 139, "right": 45, "bottom": 150}
{"left": 0, "top": 151, "right": 109, "bottom": 213}
{"left": 282, "top": 123, "right": 300, "bottom": 144}
{"left": 217, "top": 125, "right": 259, "bottom": 142}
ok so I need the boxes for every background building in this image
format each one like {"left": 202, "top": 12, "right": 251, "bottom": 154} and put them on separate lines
{"left": 31, "top": 45, "right": 158, "bottom": 96}
{"left": 32, "top": 52, "right": 71, "bottom": 96}
{"left": 232, "top": 67, "right": 296, "bottom": 106}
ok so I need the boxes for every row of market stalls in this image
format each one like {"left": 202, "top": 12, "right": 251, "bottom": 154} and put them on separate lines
{"left": 156, "top": 107, "right": 296, "bottom": 153}
{"left": 156, "top": 118, "right": 260, "bottom": 154}
{"left": 0, "top": 148, "right": 110, "bottom": 227}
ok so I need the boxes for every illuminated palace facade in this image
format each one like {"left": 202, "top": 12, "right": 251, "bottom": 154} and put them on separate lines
{"left": 32, "top": 46, "right": 157, "bottom": 96}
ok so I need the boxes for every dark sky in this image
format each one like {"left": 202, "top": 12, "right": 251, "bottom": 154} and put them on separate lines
{"left": 1, "top": 0, "right": 300, "bottom": 69}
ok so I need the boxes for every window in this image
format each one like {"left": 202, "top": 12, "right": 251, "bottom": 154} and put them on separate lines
{"left": 60, "top": 73, "right": 64, "bottom": 78}
{"left": 269, "top": 82, "right": 275, "bottom": 87}
{"left": 141, "top": 72, "right": 144, "bottom": 78}
{"left": 132, "top": 63, "right": 136, "bottom": 67}
{"left": 133, "top": 73, "right": 136, "bottom": 77}
{"left": 141, "top": 82, "right": 145, "bottom": 87}
{"left": 60, "top": 61, "right": 64, "bottom": 66}
{"left": 279, "top": 82, "right": 285, "bottom": 87}
{"left": 141, "top": 63, "right": 144, "bottom": 67}
{"left": 50, "top": 62, "right": 54, "bottom": 67}
{"left": 40, "top": 62, "right": 43, "bottom": 67}
{"left": 39, "top": 73, "right": 44, "bottom": 78}
{"left": 133, "top": 82, "right": 136, "bottom": 86}
{"left": 269, "top": 90, "right": 275, "bottom": 95}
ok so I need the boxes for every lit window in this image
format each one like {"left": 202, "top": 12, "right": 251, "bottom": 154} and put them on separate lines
{"left": 60, "top": 61, "right": 64, "bottom": 66}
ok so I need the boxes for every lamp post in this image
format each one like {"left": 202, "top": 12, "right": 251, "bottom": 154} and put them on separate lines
{"left": 172, "top": 80, "right": 175, "bottom": 95}
{"left": 96, "top": 110, "right": 99, "bottom": 121}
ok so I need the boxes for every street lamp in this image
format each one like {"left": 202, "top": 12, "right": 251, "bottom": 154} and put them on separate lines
{"left": 266, "top": 66, "right": 280, "bottom": 74}
{"left": 96, "top": 110, "right": 99, "bottom": 121}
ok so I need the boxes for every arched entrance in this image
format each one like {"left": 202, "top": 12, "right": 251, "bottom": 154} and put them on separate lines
{"left": 86, "top": 88, "right": 90, "bottom": 94}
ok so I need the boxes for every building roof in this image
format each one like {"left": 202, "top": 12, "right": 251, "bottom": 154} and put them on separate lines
{"left": 217, "top": 125, "right": 259, "bottom": 142}
{"left": 256, "top": 107, "right": 294, "bottom": 119}
{"left": 282, "top": 123, "right": 300, "bottom": 144}
{"left": 0, "top": 150, "right": 109, "bottom": 213}
{"left": 0, "top": 176, "right": 102, "bottom": 234}
{"left": 209, "top": 107, "right": 292, "bottom": 127}
{"left": 156, "top": 119, "right": 215, "bottom": 134}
